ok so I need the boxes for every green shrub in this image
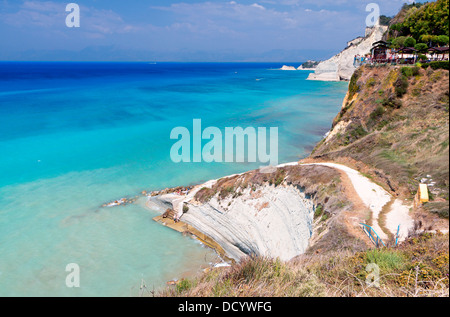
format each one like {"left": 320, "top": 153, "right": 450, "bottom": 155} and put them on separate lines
{"left": 421, "top": 61, "right": 449, "bottom": 70}
{"left": 366, "top": 77, "right": 377, "bottom": 88}
{"left": 394, "top": 75, "right": 409, "bottom": 97}
{"left": 430, "top": 61, "right": 449, "bottom": 70}
{"left": 411, "top": 66, "right": 420, "bottom": 76}
{"left": 423, "top": 202, "right": 449, "bottom": 219}
{"left": 314, "top": 205, "right": 324, "bottom": 218}
{"left": 382, "top": 96, "right": 402, "bottom": 109}
{"left": 219, "top": 186, "right": 235, "bottom": 199}
{"left": 401, "top": 66, "right": 420, "bottom": 78}
{"left": 176, "top": 279, "right": 193, "bottom": 293}
{"left": 321, "top": 212, "right": 329, "bottom": 222}
{"left": 418, "top": 54, "right": 428, "bottom": 62}
{"left": 370, "top": 105, "right": 386, "bottom": 120}
{"left": 377, "top": 120, "right": 390, "bottom": 130}
{"left": 273, "top": 170, "right": 286, "bottom": 186}
{"left": 414, "top": 43, "right": 429, "bottom": 53}
{"left": 348, "top": 69, "right": 362, "bottom": 99}
{"left": 401, "top": 67, "right": 413, "bottom": 77}
{"left": 350, "top": 124, "right": 368, "bottom": 139}
{"left": 364, "top": 249, "right": 406, "bottom": 272}
{"left": 404, "top": 37, "right": 416, "bottom": 47}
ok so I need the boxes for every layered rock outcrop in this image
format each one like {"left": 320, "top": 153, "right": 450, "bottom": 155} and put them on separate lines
{"left": 180, "top": 184, "right": 314, "bottom": 261}
{"left": 148, "top": 164, "right": 354, "bottom": 262}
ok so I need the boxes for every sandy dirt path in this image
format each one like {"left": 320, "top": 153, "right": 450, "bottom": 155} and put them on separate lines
{"left": 385, "top": 199, "right": 414, "bottom": 241}
{"left": 151, "top": 161, "right": 415, "bottom": 245}
{"left": 301, "top": 162, "right": 414, "bottom": 242}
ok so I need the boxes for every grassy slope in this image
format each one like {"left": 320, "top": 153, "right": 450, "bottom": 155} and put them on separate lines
{"left": 157, "top": 65, "right": 449, "bottom": 297}
{"left": 311, "top": 65, "right": 449, "bottom": 215}
{"left": 161, "top": 233, "right": 448, "bottom": 297}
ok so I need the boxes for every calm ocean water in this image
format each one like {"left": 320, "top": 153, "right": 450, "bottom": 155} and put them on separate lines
{"left": 0, "top": 62, "right": 347, "bottom": 296}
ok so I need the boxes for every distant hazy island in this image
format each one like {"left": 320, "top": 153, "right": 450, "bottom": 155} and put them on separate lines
{"left": 279, "top": 60, "right": 320, "bottom": 71}
{"left": 298, "top": 60, "right": 320, "bottom": 70}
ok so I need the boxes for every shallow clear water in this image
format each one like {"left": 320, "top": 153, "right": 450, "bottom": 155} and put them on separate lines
{"left": 0, "top": 62, "right": 347, "bottom": 296}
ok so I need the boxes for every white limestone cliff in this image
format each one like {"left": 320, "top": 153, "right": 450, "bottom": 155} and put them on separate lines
{"left": 182, "top": 184, "right": 314, "bottom": 261}
{"left": 307, "top": 24, "right": 388, "bottom": 82}
{"left": 149, "top": 178, "right": 315, "bottom": 262}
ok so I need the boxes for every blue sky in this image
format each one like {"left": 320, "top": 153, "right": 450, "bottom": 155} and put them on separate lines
{"left": 0, "top": 0, "right": 423, "bottom": 61}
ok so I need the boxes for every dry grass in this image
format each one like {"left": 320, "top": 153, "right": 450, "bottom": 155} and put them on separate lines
{"left": 158, "top": 232, "right": 449, "bottom": 297}
{"left": 159, "top": 256, "right": 327, "bottom": 297}
{"left": 312, "top": 66, "right": 449, "bottom": 201}
{"left": 306, "top": 216, "right": 368, "bottom": 254}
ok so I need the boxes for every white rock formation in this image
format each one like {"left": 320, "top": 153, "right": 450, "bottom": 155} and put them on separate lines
{"left": 347, "top": 37, "right": 364, "bottom": 48}
{"left": 307, "top": 24, "right": 388, "bottom": 81}
{"left": 182, "top": 184, "right": 314, "bottom": 261}
{"left": 280, "top": 65, "right": 297, "bottom": 70}
{"left": 150, "top": 178, "right": 315, "bottom": 262}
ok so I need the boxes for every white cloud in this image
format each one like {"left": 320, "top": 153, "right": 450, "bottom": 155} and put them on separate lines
{"left": 2, "top": 0, "right": 410, "bottom": 60}
{"left": 145, "top": 0, "right": 364, "bottom": 52}
{"left": 1, "top": 1, "right": 64, "bottom": 28}
{"left": 1, "top": 1, "right": 139, "bottom": 36}
{"left": 251, "top": 3, "right": 266, "bottom": 10}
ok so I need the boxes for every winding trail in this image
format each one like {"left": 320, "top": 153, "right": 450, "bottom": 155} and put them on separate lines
{"left": 149, "top": 161, "right": 415, "bottom": 249}
{"left": 302, "top": 162, "right": 414, "bottom": 242}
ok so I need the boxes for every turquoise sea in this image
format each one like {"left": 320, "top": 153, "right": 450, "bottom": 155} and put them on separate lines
{"left": 0, "top": 62, "right": 348, "bottom": 296}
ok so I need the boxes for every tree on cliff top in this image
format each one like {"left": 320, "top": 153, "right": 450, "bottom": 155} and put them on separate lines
{"left": 402, "top": 0, "right": 449, "bottom": 39}
{"left": 387, "top": 0, "right": 449, "bottom": 42}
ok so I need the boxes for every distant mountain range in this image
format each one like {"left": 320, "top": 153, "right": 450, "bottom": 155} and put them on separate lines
{"left": 1, "top": 47, "right": 337, "bottom": 63}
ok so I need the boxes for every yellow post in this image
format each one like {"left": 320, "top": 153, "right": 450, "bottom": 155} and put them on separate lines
{"left": 419, "top": 184, "right": 429, "bottom": 203}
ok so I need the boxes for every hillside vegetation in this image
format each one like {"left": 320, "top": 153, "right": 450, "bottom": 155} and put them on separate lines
{"left": 158, "top": 65, "right": 449, "bottom": 297}
{"left": 160, "top": 232, "right": 448, "bottom": 297}
{"left": 158, "top": 63, "right": 449, "bottom": 297}
{"left": 311, "top": 65, "right": 449, "bottom": 213}
{"left": 157, "top": 1, "right": 449, "bottom": 297}
{"left": 385, "top": 0, "right": 449, "bottom": 54}
{"left": 388, "top": 0, "right": 449, "bottom": 40}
